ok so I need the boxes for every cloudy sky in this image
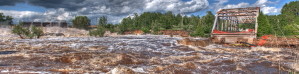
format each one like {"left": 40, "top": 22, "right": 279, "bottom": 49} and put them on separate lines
{"left": 0, "top": 0, "right": 296, "bottom": 24}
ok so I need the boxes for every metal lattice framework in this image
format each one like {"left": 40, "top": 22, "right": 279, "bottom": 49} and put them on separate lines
{"left": 211, "top": 7, "right": 260, "bottom": 43}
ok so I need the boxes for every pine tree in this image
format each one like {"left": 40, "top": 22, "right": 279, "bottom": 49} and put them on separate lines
{"left": 257, "top": 12, "right": 272, "bottom": 37}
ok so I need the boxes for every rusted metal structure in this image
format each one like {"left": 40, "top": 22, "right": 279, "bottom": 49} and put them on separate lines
{"left": 211, "top": 7, "right": 260, "bottom": 44}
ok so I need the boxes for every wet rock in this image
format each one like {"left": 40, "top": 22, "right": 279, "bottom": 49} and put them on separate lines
{"left": 107, "top": 65, "right": 135, "bottom": 74}
{"left": 178, "top": 38, "right": 211, "bottom": 47}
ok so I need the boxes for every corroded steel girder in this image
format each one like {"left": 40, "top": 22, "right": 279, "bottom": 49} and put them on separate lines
{"left": 211, "top": 7, "right": 260, "bottom": 44}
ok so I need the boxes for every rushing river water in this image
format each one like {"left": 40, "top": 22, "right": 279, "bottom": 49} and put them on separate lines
{"left": 0, "top": 35, "right": 298, "bottom": 73}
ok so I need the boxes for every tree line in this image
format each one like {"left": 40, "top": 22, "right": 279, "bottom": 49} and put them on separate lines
{"left": 258, "top": 1, "right": 299, "bottom": 37}
{"left": 73, "top": 11, "right": 215, "bottom": 37}
{"left": 2, "top": 1, "right": 298, "bottom": 38}
{"left": 84, "top": 1, "right": 299, "bottom": 37}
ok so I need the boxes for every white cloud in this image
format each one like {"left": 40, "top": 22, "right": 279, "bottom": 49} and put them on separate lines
{"left": 0, "top": 0, "right": 210, "bottom": 24}
{"left": 223, "top": 2, "right": 250, "bottom": 9}
{"left": 262, "top": 6, "right": 281, "bottom": 14}
{"left": 144, "top": 0, "right": 208, "bottom": 13}
{"left": 214, "top": 0, "right": 281, "bottom": 15}
{"left": 254, "top": 0, "right": 268, "bottom": 6}
{"left": 0, "top": 10, "right": 41, "bottom": 23}
{"left": 0, "top": 10, "right": 40, "bottom": 19}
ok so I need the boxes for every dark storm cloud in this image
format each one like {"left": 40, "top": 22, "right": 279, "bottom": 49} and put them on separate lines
{"left": 26, "top": 0, "right": 146, "bottom": 15}
{"left": 27, "top": 0, "right": 86, "bottom": 11}
{"left": 0, "top": 0, "right": 24, "bottom": 6}
{"left": 0, "top": 0, "right": 209, "bottom": 24}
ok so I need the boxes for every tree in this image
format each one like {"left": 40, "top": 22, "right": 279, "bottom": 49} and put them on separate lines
{"left": 72, "top": 16, "right": 90, "bottom": 29}
{"left": 12, "top": 25, "right": 44, "bottom": 39}
{"left": 0, "top": 13, "right": 13, "bottom": 25}
{"left": 283, "top": 23, "right": 299, "bottom": 36}
{"left": 12, "top": 25, "right": 29, "bottom": 39}
{"left": 98, "top": 16, "right": 107, "bottom": 26}
{"left": 89, "top": 26, "right": 106, "bottom": 37}
{"left": 257, "top": 12, "right": 272, "bottom": 37}
{"left": 31, "top": 26, "right": 44, "bottom": 38}
{"left": 191, "top": 11, "right": 215, "bottom": 37}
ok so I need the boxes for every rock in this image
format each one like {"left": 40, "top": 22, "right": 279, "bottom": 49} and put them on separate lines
{"left": 177, "top": 38, "right": 211, "bottom": 47}
{"left": 107, "top": 66, "right": 135, "bottom": 74}
{"left": 104, "top": 31, "right": 119, "bottom": 37}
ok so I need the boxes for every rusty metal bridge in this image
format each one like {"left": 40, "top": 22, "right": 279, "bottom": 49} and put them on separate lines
{"left": 211, "top": 7, "right": 260, "bottom": 44}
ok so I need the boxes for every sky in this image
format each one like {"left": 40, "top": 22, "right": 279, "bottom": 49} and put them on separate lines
{"left": 0, "top": 0, "right": 297, "bottom": 25}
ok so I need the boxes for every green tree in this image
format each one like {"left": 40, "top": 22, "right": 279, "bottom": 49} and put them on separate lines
{"left": 0, "top": 13, "right": 13, "bottom": 25}
{"left": 257, "top": 12, "right": 272, "bottom": 37}
{"left": 72, "top": 16, "right": 90, "bottom": 29}
{"left": 12, "top": 25, "right": 44, "bottom": 39}
{"left": 31, "top": 26, "right": 44, "bottom": 38}
{"left": 283, "top": 23, "right": 299, "bottom": 36}
{"left": 12, "top": 25, "right": 29, "bottom": 39}
{"left": 191, "top": 11, "right": 215, "bottom": 37}
{"left": 89, "top": 26, "right": 106, "bottom": 37}
{"left": 98, "top": 16, "right": 107, "bottom": 26}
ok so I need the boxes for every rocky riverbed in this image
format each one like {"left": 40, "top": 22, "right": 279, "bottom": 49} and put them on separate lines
{"left": 0, "top": 35, "right": 298, "bottom": 73}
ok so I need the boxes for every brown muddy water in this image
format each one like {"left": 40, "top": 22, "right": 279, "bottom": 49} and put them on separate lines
{"left": 0, "top": 35, "right": 298, "bottom": 74}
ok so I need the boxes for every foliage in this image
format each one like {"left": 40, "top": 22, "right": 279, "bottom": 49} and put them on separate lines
{"left": 89, "top": 26, "right": 106, "bottom": 37}
{"left": 98, "top": 16, "right": 107, "bottom": 26}
{"left": 72, "top": 16, "right": 90, "bottom": 29}
{"left": 284, "top": 23, "right": 299, "bottom": 36}
{"left": 12, "top": 25, "right": 44, "bottom": 39}
{"left": 31, "top": 26, "right": 44, "bottom": 38}
{"left": 199, "top": 11, "right": 215, "bottom": 37}
{"left": 0, "top": 13, "right": 13, "bottom": 25}
{"left": 263, "top": 1, "right": 299, "bottom": 36}
{"left": 281, "top": 1, "right": 299, "bottom": 19}
{"left": 257, "top": 12, "right": 272, "bottom": 37}
{"left": 114, "top": 11, "right": 214, "bottom": 37}
{"left": 12, "top": 25, "right": 29, "bottom": 39}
